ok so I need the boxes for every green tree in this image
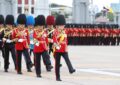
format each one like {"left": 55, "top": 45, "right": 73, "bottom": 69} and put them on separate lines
{"left": 107, "top": 12, "right": 114, "bottom": 22}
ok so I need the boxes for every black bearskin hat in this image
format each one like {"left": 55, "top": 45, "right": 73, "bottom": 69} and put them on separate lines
{"left": 17, "top": 14, "right": 26, "bottom": 25}
{"left": 55, "top": 15, "right": 66, "bottom": 25}
{"left": 0, "top": 15, "right": 4, "bottom": 24}
{"left": 5, "top": 15, "right": 14, "bottom": 25}
{"left": 36, "top": 15, "right": 46, "bottom": 26}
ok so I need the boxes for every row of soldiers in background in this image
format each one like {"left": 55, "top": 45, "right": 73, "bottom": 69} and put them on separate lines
{"left": 65, "top": 24, "right": 120, "bottom": 46}
{"left": 0, "top": 14, "right": 75, "bottom": 81}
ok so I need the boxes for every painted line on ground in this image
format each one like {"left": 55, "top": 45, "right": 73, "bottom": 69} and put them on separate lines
{"left": 77, "top": 69, "right": 120, "bottom": 77}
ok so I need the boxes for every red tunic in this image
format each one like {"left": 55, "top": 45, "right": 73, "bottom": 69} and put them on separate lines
{"left": 33, "top": 30, "right": 48, "bottom": 53}
{"left": 13, "top": 28, "right": 30, "bottom": 50}
{"left": 53, "top": 29, "right": 68, "bottom": 53}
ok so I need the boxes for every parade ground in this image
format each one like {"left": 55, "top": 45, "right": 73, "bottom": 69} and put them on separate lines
{"left": 0, "top": 46, "right": 120, "bottom": 85}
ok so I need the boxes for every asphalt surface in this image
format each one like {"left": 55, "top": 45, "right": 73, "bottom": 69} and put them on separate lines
{"left": 0, "top": 46, "right": 120, "bottom": 85}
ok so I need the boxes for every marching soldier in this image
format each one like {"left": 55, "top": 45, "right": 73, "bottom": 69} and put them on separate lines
{"left": 26, "top": 15, "right": 35, "bottom": 63}
{"left": 53, "top": 15, "right": 75, "bottom": 81}
{"left": 13, "top": 14, "right": 33, "bottom": 74}
{"left": 3, "top": 15, "right": 17, "bottom": 72}
{"left": 0, "top": 15, "right": 5, "bottom": 59}
{"left": 33, "top": 15, "right": 52, "bottom": 78}
{"left": 46, "top": 15, "right": 55, "bottom": 55}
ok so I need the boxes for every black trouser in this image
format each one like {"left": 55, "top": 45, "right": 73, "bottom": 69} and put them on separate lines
{"left": 4, "top": 44, "right": 16, "bottom": 70}
{"left": 30, "top": 49, "right": 35, "bottom": 65}
{"left": 111, "top": 37, "right": 117, "bottom": 45}
{"left": 54, "top": 52, "right": 74, "bottom": 79}
{"left": 35, "top": 51, "right": 51, "bottom": 75}
{"left": 16, "top": 49, "right": 32, "bottom": 72}
{"left": 49, "top": 43, "right": 53, "bottom": 55}
{"left": 0, "top": 47, "right": 5, "bottom": 59}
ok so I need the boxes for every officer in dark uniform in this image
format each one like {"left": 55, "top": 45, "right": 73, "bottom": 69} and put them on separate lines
{"left": 3, "top": 15, "right": 17, "bottom": 72}
{"left": 46, "top": 15, "right": 55, "bottom": 55}
{"left": 53, "top": 15, "right": 75, "bottom": 81}
{"left": 0, "top": 15, "right": 5, "bottom": 59}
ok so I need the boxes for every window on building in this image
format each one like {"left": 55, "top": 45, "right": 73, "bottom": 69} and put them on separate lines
{"left": 31, "top": 7, "right": 34, "bottom": 14}
{"left": 25, "top": 0, "right": 28, "bottom": 5}
{"left": 18, "top": 7, "right": 22, "bottom": 14}
{"left": 32, "top": 0, "right": 34, "bottom": 5}
{"left": 18, "top": 0, "right": 22, "bottom": 4}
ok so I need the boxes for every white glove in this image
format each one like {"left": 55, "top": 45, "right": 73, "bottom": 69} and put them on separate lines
{"left": 30, "top": 40, "right": 34, "bottom": 44}
{"left": 6, "top": 39, "right": 12, "bottom": 43}
{"left": 54, "top": 43, "right": 60, "bottom": 50}
{"left": 51, "top": 39, "right": 53, "bottom": 43}
{"left": 56, "top": 45, "right": 60, "bottom": 50}
{"left": 35, "top": 42, "right": 39, "bottom": 46}
{"left": 18, "top": 39, "right": 24, "bottom": 42}
{"left": 43, "top": 34, "right": 47, "bottom": 37}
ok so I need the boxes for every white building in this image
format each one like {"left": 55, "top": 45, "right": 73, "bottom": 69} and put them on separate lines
{"left": 73, "top": 0, "right": 90, "bottom": 23}
{"left": 50, "top": 4, "right": 72, "bottom": 23}
{"left": 0, "top": 0, "right": 49, "bottom": 18}
{"left": 111, "top": 3, "right": 120, "bottom": 25}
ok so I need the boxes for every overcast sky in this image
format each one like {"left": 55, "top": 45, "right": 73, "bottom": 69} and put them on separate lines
{"left": 49, "top": 0, "right": 119, "bottom": 10}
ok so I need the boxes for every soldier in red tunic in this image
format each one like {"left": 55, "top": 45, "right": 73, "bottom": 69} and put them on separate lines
{"left": 33, "top": 15, "right": 52, "bottom": 78}
{"left": 13, "top": 14, "right": 33, "bottom": 74}
{"left": 53, "top": 15, "right": 75, "bottom": 81}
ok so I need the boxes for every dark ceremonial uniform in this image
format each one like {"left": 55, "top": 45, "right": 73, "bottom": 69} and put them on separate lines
{"left": 0, "top": 30, "right": 5, "bottom": 59}
{"left": 0, "top": 15, "right": 5, "bottom": 59}
{"left": 4, "top": 15, "right": 17, "bottom": 72}
{"left": 4, "top": 29, "right": 16, "bottom": 71}
{"left": 48, "top": 29, "right": 54, "bottom": 54}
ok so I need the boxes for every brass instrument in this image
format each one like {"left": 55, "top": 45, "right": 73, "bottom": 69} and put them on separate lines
{"left": 16, "top": 29, "right": 26, "bottom": 37}
{"left": 34, "top": 28, "right": 55, "bottom": 45}
{"left": 54, "top": 29, "right": 66, "bottom": 50}
{"left": 4, "top": 30, "right": 12, "bottom": 37}
{"left": 0, "top": 28, "right": 4, "bottom": 33}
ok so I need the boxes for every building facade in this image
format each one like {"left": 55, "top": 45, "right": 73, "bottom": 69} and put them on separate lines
{"left": 73, "top": 0, "right": 90, "bottom": 23}
{"left": 0, "top": 0, "right": 49, "bottom": 18}
{"left": 111, "top": 3, "right": 120, "bottom": 25}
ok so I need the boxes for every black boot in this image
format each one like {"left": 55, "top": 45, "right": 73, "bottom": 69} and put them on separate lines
{"left": 17, "top": 71, "right": 22, "bottom": 74}
{"left": 56, "top": 78, "right": 62, "bottom": 81}
{"left": 46, "top": 66, "right": 51, "bottom": 72}
{"left": 4, "top": 69, "right": 8, "bottom": 72}
{"left": 37, "top": 74, "right": 42, "bottom": 78}
{"left": 70, "top": 69, "right": 76, "bottom": 74}
{"left": 27, "top": 68, "right": 32, "bottom": 72}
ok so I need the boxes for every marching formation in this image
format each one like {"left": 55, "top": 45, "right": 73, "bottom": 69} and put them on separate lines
{"left": 0, "top": 14, "right": 75, "bottom": 81}
{"left": 66, "top": 24, "right": 120, "bottom": 45}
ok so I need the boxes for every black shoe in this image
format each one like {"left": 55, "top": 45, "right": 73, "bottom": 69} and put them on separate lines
{"left": 46, "top": 66, "right": 52, "bottom": 72}
{"left": 17, "top": 71, "right": 22, "bottom": 74}
{"left": 27, "top": 69, "right": 32, "bottom": 72}
{"left": 60, "top": 64, "right": 62, "bottom": 67}
{"left": 4, "top": 69, "right": 8, "bottom": 72}
{"left": 70, "top": 69, "right": 76, "bottom": 74}
{"left": 29, "top": 63, "right": 34, "bottom": 68}
{"left": 37, "top": 75, "right": 42, "bottom": 78}
{"left": 49, "top": 65, "right": 53, "bottom": 69}
{"left": 56, "top": 78, "right": 62, "bottom": 81}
